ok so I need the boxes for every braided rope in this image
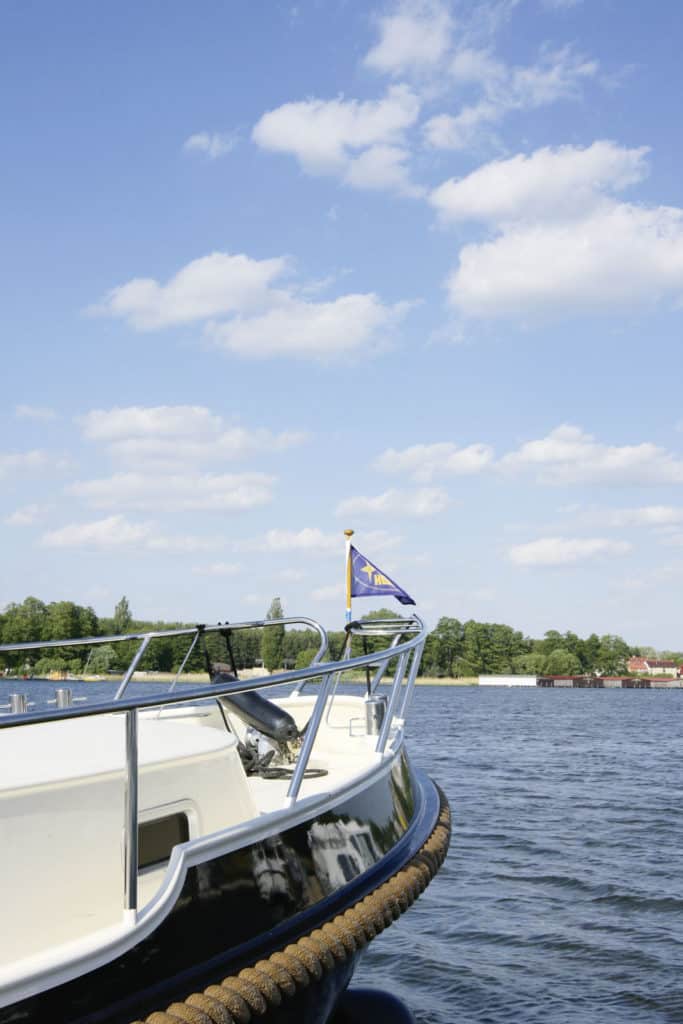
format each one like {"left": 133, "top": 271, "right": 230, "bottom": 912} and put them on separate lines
{"left": 131, "top": 787, "right": 451, "bottom": 1024}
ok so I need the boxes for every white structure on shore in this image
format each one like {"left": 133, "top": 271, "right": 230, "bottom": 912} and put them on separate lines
{"left": 478, "top": 675, "right": 538, "bottom": 687}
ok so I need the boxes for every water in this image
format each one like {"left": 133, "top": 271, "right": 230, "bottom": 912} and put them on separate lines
{"left": 2, "top": 680, "right": 682, "bottom": 1022}
{"left": 357, "top": 686, "right": 683, "bottom": 1024}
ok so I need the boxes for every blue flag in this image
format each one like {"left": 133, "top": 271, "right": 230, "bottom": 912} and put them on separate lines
{"left": 349, "top": 546, "right": 416, "bottom": 606}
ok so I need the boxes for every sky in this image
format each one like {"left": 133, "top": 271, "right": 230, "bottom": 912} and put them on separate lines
{"left": 3, "top": 0, "right": 683, "bottom": 648}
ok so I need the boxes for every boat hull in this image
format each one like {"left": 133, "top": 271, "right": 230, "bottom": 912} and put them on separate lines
{"left": 1, "top": 759, "right": 449, "bottom": 1024}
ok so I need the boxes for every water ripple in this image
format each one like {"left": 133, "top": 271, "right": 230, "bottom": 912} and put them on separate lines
{"left": 355, "top": 686, "right": 683, "bottom": 1023}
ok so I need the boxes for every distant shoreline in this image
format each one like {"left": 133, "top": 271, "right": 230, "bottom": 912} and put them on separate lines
{"left": 2, "top": 671, "right": 478, "bottom": 687}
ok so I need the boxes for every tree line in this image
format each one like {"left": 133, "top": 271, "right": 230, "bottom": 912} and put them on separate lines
{"left": 0, "top": 595, "right": 675, "bottom": 678}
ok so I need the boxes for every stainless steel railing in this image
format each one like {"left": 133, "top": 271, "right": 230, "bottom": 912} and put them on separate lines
{"left": 0, "top": 614, "right": 425, "bottom": 915}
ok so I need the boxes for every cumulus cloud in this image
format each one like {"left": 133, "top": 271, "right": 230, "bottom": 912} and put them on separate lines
{"left": 449, "top": 202, "right": 683, "bottom": 317}
{"left": 368, "top": 424, "right": 683, "bottom": 490}
{"left": 207, "top": 294, "right": 411, "bottom": 360}
{"left": 435, "top": 141, "right": 683, "bottom": 318}
{"left": 374, "top": 441, "right": 494, "bottom": 482}
{"left": 363, "top": 1, "right": 454, "bottom": 75}
{"left": 78, "top": 405, "right": 306, "bottom": 466}
{"left": 89, "top": 252, "right": 411, "bottom": 360}
{"left": 40, "top": 515, "right": 216, "bottom": 552}
{"left": 500, "top": 424, "right": 683, "bottom": 486}
{"left": 509, "top": 536, "right": 632, "bottom": 567}
{"left": 183, "top": 132, "right": 236, "bottom": 159}
{"left": 430, "top": 142, "right": 649, "bottom": 224}
{"left": 252, "top": 85, "right": 422, "bottom": 195}
{"left": 336, "top": 487, "right": 449, "bottom": 517}
{"left": 89, "top": 251, "right": 286, "bottom": 331}
{"left": 68, "top": 471, "right": 275, "bottom": 511}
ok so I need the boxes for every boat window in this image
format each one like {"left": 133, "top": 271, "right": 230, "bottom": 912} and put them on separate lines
{"left": 138, "top": 812, "right": 190, "bottom": 870}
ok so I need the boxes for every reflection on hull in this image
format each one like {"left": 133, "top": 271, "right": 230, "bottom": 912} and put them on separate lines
{"left": 1, "top": 754, "right": 432, "bottom": 1024}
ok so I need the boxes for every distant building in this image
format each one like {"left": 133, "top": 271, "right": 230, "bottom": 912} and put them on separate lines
{"left": 627, "top": 657, "right": 679, "bottom": 677}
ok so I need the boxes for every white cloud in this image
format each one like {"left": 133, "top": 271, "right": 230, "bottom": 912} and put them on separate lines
{"left": 79, "top": 405, "right": 221, "bottom": 441}
{"left": 41, "top": 515, "right": 153, "bottom": 549}
{"left": 40, "top": 515, "right": 216, "bottom": 552}
{"left": 183, "top": 132, "right": 236, "bottom": 159}
{"left": 3, "top": 504, "right": 43, "bottom": 526}
{"left": 607, "top": 506, "right": 683, "bottom": 527}
{"left": 430, "top": 142, "right": 649, "bottom": 224}
{"left": 363, "top": 1, "right": 454, "bottom": 75}
{"left": 449, "top": 201, "right": 683, "bottom": 317}
{"left": 252, "top": 85, "right": 421, "bottom": 194}
{"left": 207, "top": 294, "right": 410, "bottom": 359}
{"left": 0, "top": 450, "right": 70, "bottom": 479}
{"left": 90, "top": 252, "right": 411, "bottom": 361}
{"left": 256, "top": 528, "right": 339, "bottom": 553}
{"left": 89, "top": 251, "right": 286, "bottom": 330}
{"left": 191, "top": 562, "right": 241, "bottom": 576}
{"left": 336, "top": 487, "right": 449, "bottom": 517}
{"left": 374, "top": 441, "right": 494, "bottom": 482}
{"left": 500, "top": 424, "right": 683, "bottom": 486}
{"left": 78, "top": 405, "right": 307, "bottom": 465}
{"left": 424, "top": 45, "right": 597, "bottom": 151}
{"left": 343, "top": 144, "right": 424, "bottom": 197}
{"left": 15, "top": 404, "right": 57, "bottom": 421}
{"left": 509, "top": 536, "right": 631, "bottom": 567}
{"left": 434, "top": 141, "right": 683, "bottom": 319}
{"left": 241, "top": 527, "right": 399, "bottom": 555}
{"left": 68, "top": 471, "right": 275, "bottom": 511}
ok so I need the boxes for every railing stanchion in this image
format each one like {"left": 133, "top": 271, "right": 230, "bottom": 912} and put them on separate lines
{"left": 123, "top": 707, "right": 139, "bottom": 914}
{"left": 115, "top": 636, "right": 151, "bottom": 700}
{"left": 399, "top": 641, "right": 424, "bottom": 720}
{"left": 286, "top": 671, "right": 335, "bottom": 804}
{"left": 376, "top": 651, "right": 408, "bottom": 754}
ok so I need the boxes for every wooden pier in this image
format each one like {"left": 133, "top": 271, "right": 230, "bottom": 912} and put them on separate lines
{"left": 537, "top": 675, "right": 683, "bottom": 689}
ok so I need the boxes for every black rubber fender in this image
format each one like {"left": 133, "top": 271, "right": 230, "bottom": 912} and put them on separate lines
{"left": 217, "top": 687, "right": 299, "bottom": 743}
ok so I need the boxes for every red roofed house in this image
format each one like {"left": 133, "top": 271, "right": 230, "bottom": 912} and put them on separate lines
{"left": 627, "top": 656, "right": 679, "bottom": 677}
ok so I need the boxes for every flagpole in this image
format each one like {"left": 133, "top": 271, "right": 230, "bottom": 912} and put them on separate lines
{"left": 344, "top": 529, "right": 354, "bottom": 625}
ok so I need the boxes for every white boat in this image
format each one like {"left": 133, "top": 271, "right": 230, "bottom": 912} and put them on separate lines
{"left": 0, "top": 614, "right": 450, "bottom": 1024}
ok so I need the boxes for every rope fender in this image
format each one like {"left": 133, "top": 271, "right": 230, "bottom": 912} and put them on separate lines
{"left": 132, "top": 786, "right": 451, "bottom": 1024}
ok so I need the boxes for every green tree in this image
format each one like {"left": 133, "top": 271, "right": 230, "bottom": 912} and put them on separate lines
{"left": 113, "top": 596, "right": 132, "bottom": 635}
{"left": 596, "top": 634, "right": 631, "bottom": 674}
{"left": 513, "top": 651, "right": 547, "bottom": 675}
{"left": 89, "top": 645, "right": 116, "bottom": 674}
{"left": 544, "top": 648, "right": 582, "bottom": 675}
{"left": 46, "top": 601, "right": 81, "bottom": 640}
{"left": 582, "top": 633, "right": 602, "bottom": 672}
{"left": 426, "top": 617, "right": 464, "bottom": 676}
{"left": 261, "top": 597, "right": 285, "bottom": 672}
{"left": 1, "top": 598, "right": 48, "bottom": 669}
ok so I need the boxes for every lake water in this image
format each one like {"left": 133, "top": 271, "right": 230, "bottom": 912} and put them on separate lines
{"left": 358, "top": 685, "right": 683, "bottom": 1024}
{"left": 1, "top": 680, "right": 682, "bottom": 1023}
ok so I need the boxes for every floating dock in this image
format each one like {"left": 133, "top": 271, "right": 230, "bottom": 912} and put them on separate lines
{"left": 479, "top": 674, "right": 683, "bottom": 689}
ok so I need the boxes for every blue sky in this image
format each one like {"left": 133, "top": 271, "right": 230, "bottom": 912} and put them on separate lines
{"left": 3, "top": 0, "right": 683, "bottom": 647}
